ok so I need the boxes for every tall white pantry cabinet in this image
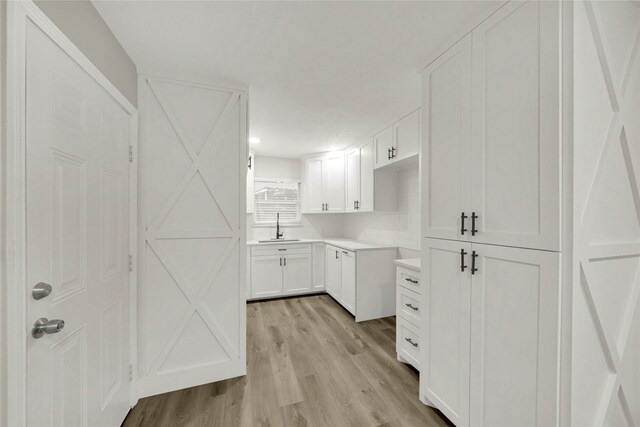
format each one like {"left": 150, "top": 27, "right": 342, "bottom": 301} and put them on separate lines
{"left": 420, "top": 1, "right": 640, "bottom": 427}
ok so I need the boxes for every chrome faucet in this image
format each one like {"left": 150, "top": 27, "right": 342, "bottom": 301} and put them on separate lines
{"left": 275, "top": 212, "right": 283, "bottom": 240}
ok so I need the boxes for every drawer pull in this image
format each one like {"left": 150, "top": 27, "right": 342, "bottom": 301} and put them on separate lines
{"left": 404, "top": 303, "right": 418, "bottom": 311}
{"left": 404, "top": 277, "right": 418, "bottom": 284}
{"left": 278, "top": 248, "right": 287, "bottom": 251}
{"left": 405, "top": 337, "right": 418, "bottom": 348}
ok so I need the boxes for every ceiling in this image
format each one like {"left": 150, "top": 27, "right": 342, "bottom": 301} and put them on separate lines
{"left": 93, "top": 0, "right": 501, "bottom": 158}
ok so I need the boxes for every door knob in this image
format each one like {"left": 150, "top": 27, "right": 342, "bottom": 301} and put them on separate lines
{"left": 32, "top": 317, "right": 65, "bottom": 339}
{"left": 32, "top": 282, "right": 52, "bottom": 300}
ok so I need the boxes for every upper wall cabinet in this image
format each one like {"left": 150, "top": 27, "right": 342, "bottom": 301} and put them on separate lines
{"left": 374, "top": 108, "right": 421, "bottom": 169}
{"left": 346, "top": 140, "right": 375, "bottom": 212}
{"left": 302, "top": 151, "right": 345, "bottom": 213}
{"left": 422, "top": 1, "right": 560, "bottom": 251}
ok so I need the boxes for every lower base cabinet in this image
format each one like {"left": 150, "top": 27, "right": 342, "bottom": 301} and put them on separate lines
{"left": 421, "top": 237, "right": 560, "bottom": 427}
{"left": 325, "top": 244, "right": 396, "bottom": 321}
{"left": 250, "top": 244, "right": 312, "bottom": 299}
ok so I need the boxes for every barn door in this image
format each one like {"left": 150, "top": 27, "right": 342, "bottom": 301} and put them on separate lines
{"left": 138, "top": 75, "right": 247, "bottom": 396}
{"left": 572, "top": 1, "right": 640, "bottom": 426}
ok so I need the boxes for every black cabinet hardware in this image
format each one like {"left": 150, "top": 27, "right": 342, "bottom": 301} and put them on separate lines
{"left": 471, "top": 251, "right": 478, "bottom": 275}
{"left": 387, "top": 148, "right": 392, "bottom": 160}
{"left": 404, "top": 277, "right": 418, "bottom": 284}
{"left": 460, "top": 248, "right": 467, "bottom": 272}
{"left": 405, "top": 337, "right": 418, "bottom": 348}
{"left": 280, "top": 257, "right": 282, "bottom": 266}
{"left": 405, "top": 303, "right": 418, "bottom": 311}
{"left": 471, "top": 212, "right": 478, "bottom": 236}
{"left": 391, "top": 146, "right": 397, "bottom": 159}
{"left": 335, "top": 250, "right": 339, "bottom": 259}
{"left": 284, "top": 257, "right": 286, "bottom": 266}
{"left": 461, "top": 212, "right": 468, "bottom": 235}
{"left": 248, "top": 155, "right": 252, "bottom": 170}
{"left": 278, "top": 248, "right": 286, "bottom": 251}
{"left": 354, "top": 200, "right": 356, "bottom": 210}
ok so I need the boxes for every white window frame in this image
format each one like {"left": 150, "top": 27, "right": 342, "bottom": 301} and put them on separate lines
{"left": 252, "top": 178, "right": 302, "bottom": 227}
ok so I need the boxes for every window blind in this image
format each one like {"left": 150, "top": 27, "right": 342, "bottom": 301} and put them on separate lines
{"left": 253, "top": 180, "right": 301, "bottom": 225}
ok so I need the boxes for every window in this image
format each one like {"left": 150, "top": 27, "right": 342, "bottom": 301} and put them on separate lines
{"left": 253, "top": 180, "right": 301, "bottom": 226}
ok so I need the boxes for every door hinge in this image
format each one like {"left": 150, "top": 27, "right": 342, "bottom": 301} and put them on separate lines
{"left": 129, "top": 254, "right": 135, "bottom": 272}
{"left": 129, "top": 364, "right": 134, "bottom": 381}
{"left": 129, "top": 145, "right": 134, "bottom": 163}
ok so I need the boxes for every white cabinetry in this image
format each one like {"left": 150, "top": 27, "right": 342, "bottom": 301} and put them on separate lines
{"left": 421, "top": 2, "right": 564, "bottom": 425}
{"left": 325, "top": 244, "right": 397, "bottom": 321}
{"left": 325, "top": 245, "right": 342, "bottom": 301}
{"left": 374, "top": 109, "right": 420, "bottom": 169}
{"left": 395, "top": 261, "right": 421, "bottom": 372}
{"left": 312, "top": 242, "right": 325, "bottom": 291}
{"left": 339, "top": 249, "right": 356, "bottom": 312}
{"left": 247, "top": 152, "right": 255, "bottom": 213}
{"left": 302, "top": 152, "right": 345, "bottom": 213}
{"left": 249, "top": 244, "right": 312, "bottom": 299}
{"left": 345, "top": 139, "right": 398, "bottom": 213}
{"left": 422, "top": 0, "right": 560, "bottom": 252}
{"left": 422, "top": 238, "right": 559, "bottom": 427}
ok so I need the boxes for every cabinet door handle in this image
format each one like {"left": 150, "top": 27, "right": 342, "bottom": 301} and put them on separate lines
{"left": 280, "top": 257, "right": 282, "bottom": 266}
{"left": 404, "top": 303, "right": 418, "bottom": 311}
{"left": 248, "top": 156, "right": 252, "bottom": 170}
{"left": 387, "top": 148, "right": 392, "bottom": 160}
{"left": 326, "top": 203, "right": 329, "bottom": 211}
{"left": 335, "top": 250, "right": 339, "bottom": 259}
{"left": 356, "top": 200, "right": 359, "bottom": 210}
{"left": 391, "top": 146, "right": 396, "bottom": 159}
{"left": 471, "top": 212, "right": 478, "bottom": 236}
{"left": 284, "top": 257, "right": 286, "bottom": 266}
{"left": 471, "top": 250, "right": 478, "bottom": 275}
{"left": 405, "top": 337, "right": 418, "bottom": 348}
{"left": 460, "top": 212, "right": 468, "bottom": 235}
{"left": 404, "top": 277, "right": 418, "bottom": 284}
{"left": 353, "top": 200, "right": 356, "bottom": 210}
{"left": 460, "top": 249, "right": 467, "bottom": 272}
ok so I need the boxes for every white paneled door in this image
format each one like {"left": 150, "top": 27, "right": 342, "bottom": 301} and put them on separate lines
{"left": 26, "top": 22, "right": 132, "bottom": 426}
{"left": 139, "top": 75, "right": 247, "bottom": 396}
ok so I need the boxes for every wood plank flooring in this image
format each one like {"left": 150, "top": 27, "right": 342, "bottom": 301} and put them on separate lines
{"left": 122, "top": 294, "right": 452, "bottom": 427}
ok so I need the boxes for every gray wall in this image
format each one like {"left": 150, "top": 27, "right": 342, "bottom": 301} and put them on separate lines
{"left": 34, "top": 0, "right": 138, "bottom": 106}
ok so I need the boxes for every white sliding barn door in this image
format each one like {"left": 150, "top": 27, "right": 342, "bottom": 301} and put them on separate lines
{"left": 572, "top": 2, "right": 640, "bottom": 426}
{"left": 25, "top": 21, "right": 133, "bottom": 426}
{"left": 138, "top": 75, "right": 247, "bottom": 397}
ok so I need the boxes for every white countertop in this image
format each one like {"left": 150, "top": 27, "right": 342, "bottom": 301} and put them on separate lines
{"left": 393, "top": 258, "right": 421, "bottom": 271}
{"left": 247, "top": 238, "right": 397, "bottom": 252}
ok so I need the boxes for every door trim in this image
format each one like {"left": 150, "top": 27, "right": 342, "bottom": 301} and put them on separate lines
{"left": 5, "top": 2, "right": 139, "bottom": 425}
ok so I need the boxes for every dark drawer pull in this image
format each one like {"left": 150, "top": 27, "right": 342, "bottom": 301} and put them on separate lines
{"left": 404, "top": 277, "right": 418, "bottom": 284}
{"left": 405, "top": 338, "right": 418, "bottom": 348}
{"left": 404, "top": 303, "right": 418, "bottom": 311}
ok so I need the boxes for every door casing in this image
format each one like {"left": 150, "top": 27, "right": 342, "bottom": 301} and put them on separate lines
{"left": 4, "top": 2, "right": 139, "bottom": 425}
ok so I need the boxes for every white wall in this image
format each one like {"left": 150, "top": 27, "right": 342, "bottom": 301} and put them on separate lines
{"left": 254, "top": 155, "right": 300, "bottom": 181}
{"left": 343, "top": 165, "right": 420, "bottom": 250}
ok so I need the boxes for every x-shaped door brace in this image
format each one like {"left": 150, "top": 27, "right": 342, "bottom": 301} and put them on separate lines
{"left": 143, "top": 77, "right": 242, "bottom": 375}
{"left": 578, "top": 3, "right": 640, "bottom": 426}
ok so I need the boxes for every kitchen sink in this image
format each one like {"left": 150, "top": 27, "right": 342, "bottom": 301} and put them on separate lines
{"left": 257, "top": 239, "right": 301, "bottom": 243}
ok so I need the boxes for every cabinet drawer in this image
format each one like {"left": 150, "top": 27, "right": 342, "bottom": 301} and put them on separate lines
{"left": 396, "top": 266, "right": 420, "bottom": 292}
{"left": 397, "top": 316, "right": 420, "bottom": 370}
{"left": 396, "top": 285, "right": 420, "bottom": 326}
{"left": 251, "top": 243, "right": 312, "bottom": 257}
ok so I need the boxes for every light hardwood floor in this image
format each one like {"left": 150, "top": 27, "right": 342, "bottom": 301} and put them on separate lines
{"left": 123, "top": 294, "right": 452, "bottom": 427}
